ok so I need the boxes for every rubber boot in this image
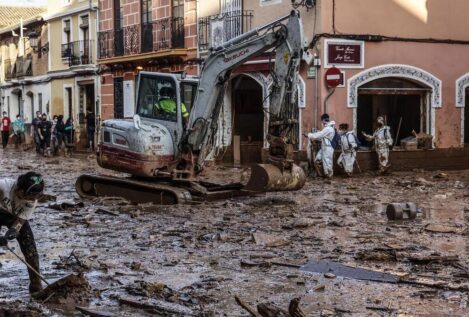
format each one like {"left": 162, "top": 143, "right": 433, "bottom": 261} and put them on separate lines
{"left": 29, "top": 275, "right": 43, "bottom": 294}
{"left": 16, "top": 221, "right": 43, "bottom": 294}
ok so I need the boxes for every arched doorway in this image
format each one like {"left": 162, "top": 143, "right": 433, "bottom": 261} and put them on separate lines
{"left": 465, "top": 88, "right": 469, "bottom": 146}
{"left": 231, "top": 75, "right": 264, "bottom": 163}
{"left": 357, "top": 77, "right": 430, "bottom": 146}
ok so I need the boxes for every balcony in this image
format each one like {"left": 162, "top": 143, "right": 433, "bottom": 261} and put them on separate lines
{"left": 61, "top": 40, "right": 94, "bottom": 66}
{"left": 198, "top": 10, "right": 253, "bottom": 52}
{"left": 98, "top": 17, "right": 185, "bottom": 59}
{"left": 4, "top": 59, "right": 12, "bottom": 80}
{"left": 3, "top": 57, "right": 33, "bottom": 79}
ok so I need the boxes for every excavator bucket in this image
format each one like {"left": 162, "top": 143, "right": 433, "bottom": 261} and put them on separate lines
{"left": 244, "top": 163, "right": 306, "bottom": 192}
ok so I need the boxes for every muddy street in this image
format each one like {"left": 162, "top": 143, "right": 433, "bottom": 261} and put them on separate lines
{"left": 0, "top": 149, "right": 468, "bottom": 316}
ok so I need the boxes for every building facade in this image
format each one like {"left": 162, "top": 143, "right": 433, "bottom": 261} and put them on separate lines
{"left": 310, "top": 0, "right": 469, "bottom": 149}
{"left": 45, "top": 0, "right": 99, "bottom": 148}
{"left": 97, "top": 0, "right": 197, "bottom": 121}
{"left": 0, "top": 6, "right": 47, "bottom": 138}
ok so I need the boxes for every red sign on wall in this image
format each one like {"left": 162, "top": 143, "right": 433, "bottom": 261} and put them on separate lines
{"left": 325, "top": 40, "right": 364, "bottom": 68}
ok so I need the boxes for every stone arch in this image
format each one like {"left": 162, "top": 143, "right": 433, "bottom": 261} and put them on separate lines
{"left": 456, "top": 73, "right": 469, "bottom": 145}
{"left": 347, "top": 64, "right": 442, "bottom": 108}
{"left": 455, "top": 73, "right": 469, "bottom": 108}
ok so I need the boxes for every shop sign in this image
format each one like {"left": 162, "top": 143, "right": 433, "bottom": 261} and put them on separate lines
{"left": 325, "top": 39, "right": 364, "bottom": 69}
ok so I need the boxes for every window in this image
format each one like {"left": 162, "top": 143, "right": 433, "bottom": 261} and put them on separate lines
{"left": 181, "top": 83, "right": 196, "bottom": 114}
{"left": 172, "top": 0, "right": 184, "bottom": 18}
{"left": 136, "top": 75, "right": 178, "bottom": 122}
{"left": 38, "top": 93, "right": 43, "bottom": 113}
{"left": 141, "top": 0, "right": 152, "bottom": 24}
{"left": 30, "top": 93, "right": 34, "bottom": 121}
{"left": 64, "top": 20, "right": 71, "bottom": 43}
{"left": 114, "top": 0, "right": 123, "bottom": 30}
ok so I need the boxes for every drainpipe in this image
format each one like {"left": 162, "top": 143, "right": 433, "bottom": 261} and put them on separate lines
{"left": 323, "top": 87, "right": 335, "bottom": 114}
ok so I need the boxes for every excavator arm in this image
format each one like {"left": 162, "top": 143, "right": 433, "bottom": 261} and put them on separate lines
{"left": 181, "top": 10, "right": 304, "bottom": 174}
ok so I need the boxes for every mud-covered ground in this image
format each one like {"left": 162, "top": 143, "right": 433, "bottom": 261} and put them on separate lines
{"left": 0, "top": 148, "right": 468, "bottom": 316}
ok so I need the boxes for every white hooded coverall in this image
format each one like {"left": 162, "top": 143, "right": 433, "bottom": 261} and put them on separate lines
{"left": 308, "top": 121, "right": 336, "bottom": 178}
{"left": 363, "top": 126, "right": 393, "bottom": 171}
{"left": 337, "top": 131, "right": 357, "bottom": 175}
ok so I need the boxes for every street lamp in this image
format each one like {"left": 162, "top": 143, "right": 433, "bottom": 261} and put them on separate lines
{"left": 28, "top": 31, "right": 49, "bottom": 54}
{"left": 291, "top": 0, "right": 316, "bottom": 10}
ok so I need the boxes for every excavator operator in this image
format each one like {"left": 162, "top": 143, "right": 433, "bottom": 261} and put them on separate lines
{"left": 155, "top": 87, "right": 189, "bottom": 125}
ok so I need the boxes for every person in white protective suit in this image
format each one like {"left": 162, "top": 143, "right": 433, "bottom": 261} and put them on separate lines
{"left": 337, "top": 123, "right": 358, "bottom": 176}
{"left": 307, "top": 114, "right": 336, "bottom": 178}
{"left": 362, "top": 116, "right": 393, "bottom": 174}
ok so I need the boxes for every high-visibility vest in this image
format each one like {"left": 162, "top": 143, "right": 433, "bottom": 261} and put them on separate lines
{"left": 156, "top": 99, "right": 189, "bottom": 118}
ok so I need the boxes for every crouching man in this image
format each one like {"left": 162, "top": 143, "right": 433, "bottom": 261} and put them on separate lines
{"left": 0, "top": 172, "right": 44, "bottom": 293}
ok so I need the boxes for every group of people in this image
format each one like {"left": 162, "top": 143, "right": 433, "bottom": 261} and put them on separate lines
{"left": 30, "top": 111, "right": 75, "bottom": 156}
{"left": 307, "top": 113, "right": 393, "bottom": 178}
{"left": 0, "top": 111, "right": 80, "bottom": 156}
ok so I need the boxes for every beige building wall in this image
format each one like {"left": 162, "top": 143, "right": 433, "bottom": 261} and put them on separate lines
{"left": 244, "top": 0, "right": 317, "bottom": 39}
{"left": 50, "top": 78, "right": 74, "bottom": 116}
{"left": 30, "top": 24, "right": 49, "bottom": 77}
{"left": 320, "top": 0, "right": 469, "bottom": 40}
{"left": 199, "top": 0, "right": 220, "bottom": 17}
{"left": 47, "top": 0, "right": 98, "bottom": 71}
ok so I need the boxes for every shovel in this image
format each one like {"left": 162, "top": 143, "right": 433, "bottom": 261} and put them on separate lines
{"left": 5, "top": 245, "right": 84, "bottom": 302}
{"left": 5, "top": 245, "right": 50, "bottom": 287}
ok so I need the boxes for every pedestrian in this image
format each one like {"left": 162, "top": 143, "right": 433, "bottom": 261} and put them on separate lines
{"left": 337, "top": 123, "right": 358, "bottom": 177}
{"left": 50, "top": 115, "right": 58, "bottom": 154}
{"left": 362, "top": 116, "right": 393, "bottom": 174}
{"left": 55, "top": 115, "right": 65, "bottom": 156}
{"left": 85, "top": 111, "right": 95, "bottom": 151}
{"left": 0, "top": 172, "right": 45, "bottom": 293}
{"left": 31, "top": 111, "right": 42, "bottom": 153}
{"left": 307, "top": 113, "right": 336, "bottom": 178}
{"left": 64, "top": 117, "right": 74, "bottom": 144}
{"left": 64, "top": 118, "right": 74, "bottom": 156}
{"left": 1, "top": 111, "right": 11, "bottom": 149}
{"left": 12, "top": 114, "right": 26, "bottom": 149}
{"left": 37, "top": 113, "right": 52, "bottom": 156}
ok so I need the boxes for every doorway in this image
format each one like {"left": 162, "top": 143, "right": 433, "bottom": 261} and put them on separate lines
{"left": 114, "top": 78, "right": 124, "bottom": 119}
{"left": 357, "top": 78, "right": 429, "bottom": 147}
{"left": 465, "top": 90, "right": 469, "bottom": 146}
{"left": 231, "top": 75, "right": 264, "bottom": 163}
{"left": 65, "top": 87, "right": 73, "bottom": 120}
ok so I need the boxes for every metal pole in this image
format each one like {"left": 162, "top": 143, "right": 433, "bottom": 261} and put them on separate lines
{"left": 315, "top": 64, "right": 319, "bottom": 128}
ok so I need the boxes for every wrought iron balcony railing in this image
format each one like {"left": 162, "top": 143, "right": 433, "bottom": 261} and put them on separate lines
{"left": 4, "top": 59, "right": 12, "bottom": 80}
{"left": 98, "top": 17, "right": 185, "bottom": 59}
{"left": 61, "top": 40, "right": 94, "bottom": 66}
{"left": 4, "top": 56, "right": 33, "bottom": 79}
{"left": 198, "top": 10, "right": 253, "bottom": 52}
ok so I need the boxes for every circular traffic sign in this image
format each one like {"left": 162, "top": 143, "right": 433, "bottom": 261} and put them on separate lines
{"left": 325, "top": 66, "right": 342, "bottom": 88}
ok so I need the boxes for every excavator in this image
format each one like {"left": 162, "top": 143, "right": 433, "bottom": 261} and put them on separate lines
{"left": 76, "top": 10, "right": 307, "bottom": 204}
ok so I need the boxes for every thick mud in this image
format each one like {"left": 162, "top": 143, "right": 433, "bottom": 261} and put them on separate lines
{"left": 0, "top": 149, "right": 468, "bottom": 316}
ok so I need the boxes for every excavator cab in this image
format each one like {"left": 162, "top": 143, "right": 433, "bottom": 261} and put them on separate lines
{"left": 96, "top": 72, "right": 197, "bottom": 177}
